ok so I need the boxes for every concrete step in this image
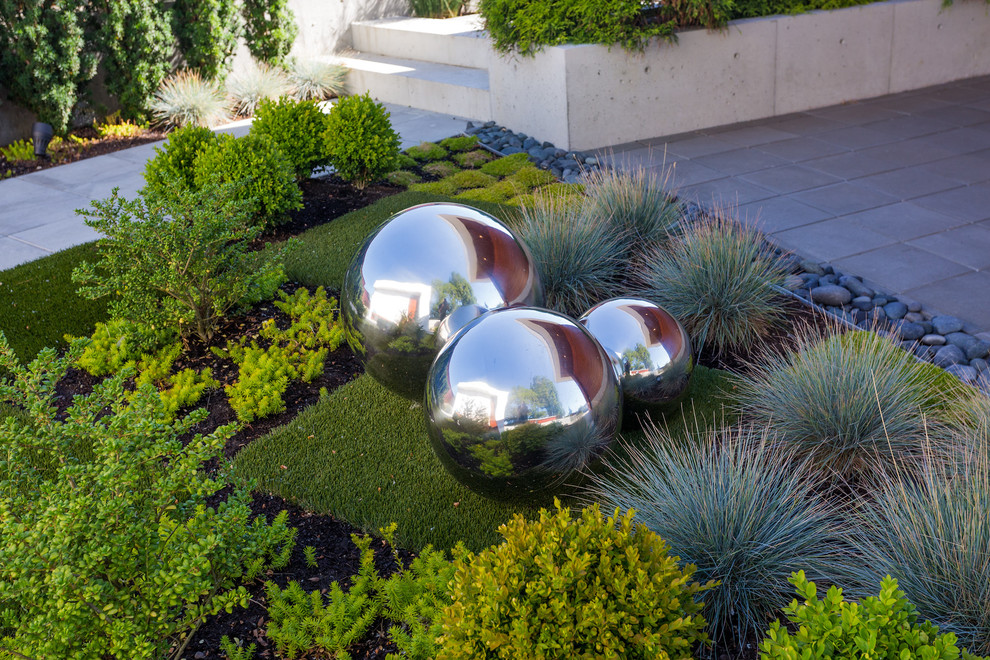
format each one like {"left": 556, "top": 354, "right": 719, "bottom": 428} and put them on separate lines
{"left": 337, "top": 52, "right": 491, "bottom": 121}
{"left": 351, "top": 15, "right": 489, "bottom": 69}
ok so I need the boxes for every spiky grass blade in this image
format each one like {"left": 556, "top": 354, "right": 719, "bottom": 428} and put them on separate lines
{"left": 582, "top": 163, "right": 682, "bottom": 249}
{"left": 852, "top": 431, "right": 990, "bottom": 655}
{"left": 516, "top": 190, "right": 628, "bottom": 318}
{"left": 636, "top": 208, "right": 786, "bottom": 355}
{"left": 151, "top": 70, "right": 229, "bottom": 129}
{"left": 226, "top": 63, "right": 292, "bottom": 116}
{"left": 584, "top": 420, "right": 851, "bottom": 650}
{"left": 288, "top": 58, "right": 348, "bottom": 101}
{"left": 736, "top": 327, "right": 959, "bottom": 480}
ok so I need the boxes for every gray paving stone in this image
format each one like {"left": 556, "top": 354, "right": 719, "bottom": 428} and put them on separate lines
{"left": 833, "top": 244, "right": 973, "bottom": 293}
{"left": 912, "top": 126, "right": 990, "bottom": 156}
{"left": 678, "top": 177, "right": 776, "bottom": 207}
{"left": 0, "top": 186, "right": 92, "bottom": 235}
{"left": 917, "top": 105, "right": 990, "bottom": 127}
{"left": 907, "top": 224, "right": 990, "bottom": 270}
{"left": 871, "top": 93, "right": 953, "bottom": 114}
{"left": 913, "top": 184, "right": 990, "bottom": 222}
{"left": 0, "top": 237, "right": 49, "bottom": 270}
{"left": 904, "top": 271, "right": 990, "bottom": 330}
{"left": 106, "top": 141, "right": 164, "bottom": 165}
{"left": 858, "top": 138, "right": 957, "bottom": 168}
{"left": 754, "top": 136, "right": 848, "bottom": 162}
{"left": 807, "top": 102, "right": 903, "bottom": 125}
{"left": 738, "top": 164, "right": 842, "bottom": 195}
{"left": 863, "top": 115, "right": 954, "bottom": 139}
{"left": 918, "top": 150, "right": 990, "bottom": 185}
{"left": 664, "top": 160, "right": 725, "bottom": 188}
{"left": 857, "top": 166, "right": 963, "bottom": 200}
{"left": 693, "top": 148, "right": 788, "bottom": 176}
{"left": 791, "top": 182, "right": 899, "bottom": 216}
{"left": 815, "top": 125, "right": 900, "bottom": 150}
{"left": 11, "top": 217, "right": 102, "bottom": 253}
{"left": 803, "top": 151, "right": 896, "bottom": 179}
{"left": 663, "top": 134, "right": 738, "bottom": 159}
{"left": 600, "top": 145, "right": 667, "bottom": 170}
{"left": 706, "top": 125, "right": 797, "bottom": 147}
{"left": 735, "top": 197, "right": 832, "bottom": 233}
{"left": 843, "top": 202, "right": 966, "bottom": 241}
{"left": 770, "top": 217, "right": 896, "bottom": 262}
{"left": 764, "top": 113, "right": 847, "bottom": 136}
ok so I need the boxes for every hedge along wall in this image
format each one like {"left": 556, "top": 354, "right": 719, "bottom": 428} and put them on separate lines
{"left": 0, "top": 0, "right": 406, "bottom": 146}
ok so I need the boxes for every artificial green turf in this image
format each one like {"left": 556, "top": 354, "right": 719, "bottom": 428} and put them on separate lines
{"left": 234, "top": 364, "right": 738, "bottom": 554}
{"left": 0, "top": 242, "right": 108, "bottom": 362}
{"left": 280, "top": 191, "right": 514, "bottom": 290}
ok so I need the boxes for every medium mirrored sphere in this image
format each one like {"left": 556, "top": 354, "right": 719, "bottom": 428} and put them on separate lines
{"left": 580, "top": 298, "right": 693, "bottom": 409}
{"left": 342, "top": 203, "right": 543, "bottom": 400}
{"left": 426, "top": 307, "right": 622, "bottom": 501}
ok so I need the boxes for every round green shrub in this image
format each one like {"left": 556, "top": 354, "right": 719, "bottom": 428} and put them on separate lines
{"left": 193, "top": 133, "right": 302, "bottom": 228}
{"left": 324, "top": 93, "right": 401, "bottom": 189}
{"left": 143, "top": 124, "right": 218, "bottom": 195}
{"left": 438, "top": 500, "right": 712, "bottom": 659}
{"left": 251, "top": 97, "right": 331, "bottom": 179}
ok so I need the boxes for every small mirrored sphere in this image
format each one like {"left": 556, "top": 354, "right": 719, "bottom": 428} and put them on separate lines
{"left": 580, "top": 298, "right": 693, "bottom": 409}
{"left": 426, "top": 307, "right": 622, "bottom": 501}
{"left": 341, "top": 203, "right": 543, "bottom": 400}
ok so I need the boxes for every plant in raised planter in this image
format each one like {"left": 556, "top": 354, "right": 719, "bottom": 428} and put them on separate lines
{"left": 409, "top": 0, "right": 469, "bottom": 18}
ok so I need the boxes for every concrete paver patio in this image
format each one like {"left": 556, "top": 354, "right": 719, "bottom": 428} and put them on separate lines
{"left": 2, "top": 78, "right": 990, "bottom": 331}
{"left": 603, "top": 74, "right": 990, "bottom": 330}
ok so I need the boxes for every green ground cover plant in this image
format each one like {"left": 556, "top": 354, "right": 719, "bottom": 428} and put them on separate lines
{"left": 0, "top": 336, "right": 296, "bottom": 660}
{"left": 405, "top": 141, "right": 448, "bottom": 162}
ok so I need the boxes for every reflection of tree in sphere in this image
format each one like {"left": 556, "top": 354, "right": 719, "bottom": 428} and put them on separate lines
{"left": 340, "top": 203, "right": 543, "bottom": 400}
{"left": 580, "top": 298, "right": 693, "bottom": 416}
{"left": 425, "top": 307, "right": 622, "bottom": 501}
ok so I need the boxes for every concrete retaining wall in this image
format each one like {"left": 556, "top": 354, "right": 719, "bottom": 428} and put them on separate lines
{"left": 489, "top": 0, "right": 990, "bottom": 150}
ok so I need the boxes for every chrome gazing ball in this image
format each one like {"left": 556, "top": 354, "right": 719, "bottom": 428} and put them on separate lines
{"left": 580, "top": 298, "right": 693, "bottom": 408}
{"left": 425, "top": 307, "right": 622, "bottom": 501}
{"left": 341, "top": 203, "right": 543, "bottom": 400}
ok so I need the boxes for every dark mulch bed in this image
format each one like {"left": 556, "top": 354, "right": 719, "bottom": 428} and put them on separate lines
{"left": 1, "top": 124, "right": 169, "bottom": 179}
{"left": 35, "top": 165, "right": 822, "bottom": 659}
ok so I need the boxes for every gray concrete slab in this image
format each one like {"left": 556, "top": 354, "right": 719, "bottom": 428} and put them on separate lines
{"left": 902, "top": 271, "right": 990, "bottom": 331}
{"left": 843, "top": 203, "right": 967, "bottom": 242}
{"left": 831, "top": 243, "right": 973, "bottom": 292}
{"left": 771, "top": 216, "right": 896, "bottom": 262}
{"left": 0, "top": 237, "right": 48, "bottom": 270}
{"left": 738, "top": 164, "right": 842, "bottom": 195}
{"left": 908, "top": 224, "right": 990, "bottom": 270}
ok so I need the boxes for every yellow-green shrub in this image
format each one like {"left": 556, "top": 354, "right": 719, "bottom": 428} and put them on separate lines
{"left": 437, "top": 500, "right": 712, "bottom": 659}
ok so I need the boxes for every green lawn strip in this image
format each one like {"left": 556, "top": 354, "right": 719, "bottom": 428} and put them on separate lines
{"left": 0, "top": 242, "right": 108, "bottom": 362}
{"left": 234, "top": 365, "right": 738, "bottom": 553}
{"left": 279, "top": 191, "right": 518, "bottom": 290}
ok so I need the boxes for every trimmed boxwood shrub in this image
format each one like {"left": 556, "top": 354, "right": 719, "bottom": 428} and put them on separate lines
{"left": 143, "top": 124, "right": 218, "bottom": 195}
{"left": 323, "top": 93, "right": 400, "bottom": 189}
{"left": 193, "top": 132, "right": 302, "bottom": 228}
{"left": 251, "top": 97, "right": 331, "bottom": 179}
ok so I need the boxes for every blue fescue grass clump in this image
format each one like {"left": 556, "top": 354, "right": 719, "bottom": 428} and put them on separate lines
{"left": 515, "top": 190, "right": 628, "bottom": 318}
{"left": 583, "top": 164, "right": 682, "bottom": 249}
{"left": 736, "top": 327, "right": 968, "bottom": 480}
{"left": 583, "top": 419, "right": 852, "bottom": 651}
{"left": 637, "top": 209, "right": 788, "bottom": 356}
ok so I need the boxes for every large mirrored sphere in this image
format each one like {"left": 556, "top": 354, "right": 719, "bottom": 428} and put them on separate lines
{"left": 580, "top": 298, "right": 693, "bottom": 409}
{"left": 426, "top": 307, "right": 622, "bottom": 501}
{"left": 342, "top": 203, "right": 543, "bottom": 400}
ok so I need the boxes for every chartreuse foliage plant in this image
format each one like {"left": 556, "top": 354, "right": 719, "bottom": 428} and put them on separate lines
{"left": 216, "top": 286, "right": 345, "bottom": 423}
{"left": 0, "top": 139, "right": 36, "bottom": 163}
{"left": 193, "top": 132, "right": 303, "bottom": 228}
{"left": 638, "top": 208, "right": 787, "bottom": 356}
{"left": 143, "top": 124, "right": 218, "bottom": 195}
{"left": 251, "top": 97, "right": 331, "bottom": 179}
{"left": 72, "top": 178, "right": 289, "bottom": 344}
{"left": 172, "top": 0, "right": 242, "bottom": 80}
{"left": 584, "top": 420, "right": 849, "bottom": 649}
{"left": 324, "top": 93, "right": 401, "bottom": 189}
{"left": 264, "top": 524, "right": 455, "bottom": 660}
{"left": 736, "top": 328, "right": 964, "bottom": 480}
{"left": 241, "top": 0, "right": 298, "bottom": 66}
{"left": 760, "top": 572, "right": 988, "bottom": 660}
{"left": 0, "top": 334, "right": 296, "bottom": 660}
{"left": 437, "top": 500, "right": 713, "bottom": 659}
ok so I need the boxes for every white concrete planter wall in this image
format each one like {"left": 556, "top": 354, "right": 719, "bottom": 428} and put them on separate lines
{"left": 489, "top": 0, "right": 990, "bottom": 150}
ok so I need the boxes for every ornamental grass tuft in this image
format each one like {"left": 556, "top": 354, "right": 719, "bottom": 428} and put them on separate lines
{"left": 636, "top": 208, "right": 787, "bottom": 355}
{"left": 583, "top": 163, "right": 682, "bottom": 249}
{"left": 515, "top": 190, "right": 627, "bottom": 318}
{"left": 151, "top": 70, "right": 229, "bottom": 129}
{"left": 287, "top": 58, "right": 348, "bottom": 101}
{"left": 226, "top": 62, "right": 293, "bottom": 117}
{"left": 851, "top": 425, "right": 990, "bottom": 657}
{"left": 583, "top": 419, "right": 850, "bottom": 650}
{"left": 736, "top": 327, "right": 960, "bottom": 480}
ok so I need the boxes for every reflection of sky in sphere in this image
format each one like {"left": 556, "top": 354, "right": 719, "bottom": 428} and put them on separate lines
{"left": 362, "top": 211, "right": 506, "bottom": 310}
